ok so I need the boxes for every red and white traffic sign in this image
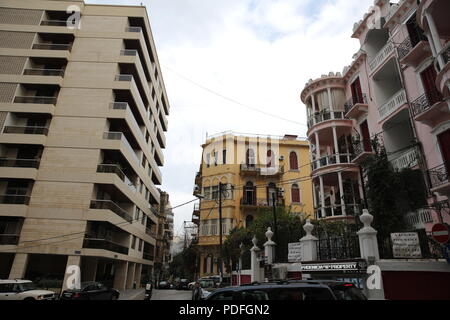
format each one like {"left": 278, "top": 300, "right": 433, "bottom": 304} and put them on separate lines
{"left": 431, "top": 224, "right": 450, "bottom": 244}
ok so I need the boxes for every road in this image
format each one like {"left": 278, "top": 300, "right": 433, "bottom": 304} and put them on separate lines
{"left": 129, "top": 289, "right": 192, "bottom": 300}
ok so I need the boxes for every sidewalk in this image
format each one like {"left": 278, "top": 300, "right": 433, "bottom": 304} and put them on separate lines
{"left": 118, "top": 288, "right": 145, "bottom": 300}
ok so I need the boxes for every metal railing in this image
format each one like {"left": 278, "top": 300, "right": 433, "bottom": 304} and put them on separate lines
{"left": 40, "top": 20, "right": 67, "bottom": 26}
{"left": 378, "top": 89, "right": 407, "bottom": 122}
{"left": 145, "top": 228, "right": 157, "bottom": 238}
{"left": 115, "top": 74, "right": 133, "bottom": 82}
{"left": 307, "top": 111, "right": 347, "bottom": 128}
{"left": 397, "top": 31, "right": 428, "bottom": 61}
{"left": 344, "top": 93, "right": 367, "bottom": 115}
{"left": 317, "top": 235, "right": 361, "bottom": 261}
{"left": 428, "top": 164, "right": 449, "bottom": 189}
{"left": 3, "top": 126, "right": 49, "bottom": 135}
{"left": 240, "top": 164, "right": 284, "bottom": 175}
{"left": 369, "top": 41, "right": 395, "bottom": 72}
{"left": 311, "top": 154, "right": 353, "bottom": 171}
{"left": 89, "top": 200, "right": 133, "bottom": 223}
{"left": 352, "top": 140, "right": 372, "bottom": 159}
{"left": 23, "top": 68, "right": 65, "bottom": 77}
{"left": 0, "top": 194, "right": 30, "bottom": 205}
{"left": 315, "top": 204, "right": 362, "bottom": 219}
{"left": 120, "top": 49, "right": 138, "bottom": 56}
{"left": 83, "top": 238, "right": 129, "bottom": 255}
{"left": 14, "top": 96, "right": 57, "bottom": 104}
{"left": 240, "top": 197, "right": 285, "bottom": 207}
{"left": 0, "top": 234, "right": 20, "bottom": 245}
{"left": 410, "top": 90, "right": 443, "bottom": 118}
{"left": 391, "top": 145, "right": 421, "bottom": 171}
{"left": 103, "top": 132, "right": 140, "bottom": 165}
{"left": 97, "top": 164, "right": 137, "bottom": 193}
{"left": 32, "top": 43, "right": 72, "bottom": 51}
{"left": 0, "top": 158, "right": 40, "bottom": 168}
{"left": 125, "top": 27, "right": 142, "bottom": 33}
{"left": 109, "top": 102, "right": 129, "bottom": 110}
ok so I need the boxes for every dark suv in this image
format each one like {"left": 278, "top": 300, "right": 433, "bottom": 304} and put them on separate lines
{"left": 205, "top": 280, "right": 367, "bottom": 301}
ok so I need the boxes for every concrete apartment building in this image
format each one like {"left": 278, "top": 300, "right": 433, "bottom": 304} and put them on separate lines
{"left": 300, "top": 0, "right": 449, "bottom": 230}
{"left": 192, "top": 132, "right": 314, "bottom": 278}
{"left": 0, "top": 0, "right": 170, "bottom": 291}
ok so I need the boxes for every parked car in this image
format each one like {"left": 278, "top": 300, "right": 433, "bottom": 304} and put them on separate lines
{"left": 205, "top": 281, "right": 338, "bottom": 301}
{"left": 307, "top": 280, "right": 367, "bottom": 300}
{"left": 158, "top": 281, "right": 171, "bottom": 289}
{"left": 176, "top": 279, "right": 190, "bottom": 290}
{"left": 60, "top": 281, "right": 119, "bottom": 300}
{"left": 0, "top": 279, "right": 57, "bottom": 300}
{"left": 192, "top": 278, "right": 217, "bottom": 300}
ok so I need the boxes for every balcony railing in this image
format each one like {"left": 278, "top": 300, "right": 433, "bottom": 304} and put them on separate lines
{"left": 378, "top": 89, "right": 407, "bottom": 122}
{"left": 397, "top": 33, "right": 428, "bottom": 61}
{"left": 344, "top": 93, "right": 368, "bottom": 115}
{"left": 315, "top": 204, "right": 362, "bottom": 219}
{"left": 369, "top": 41, "right": 395, "bottom": 72}
{"left": 120, "top": 49, "right": 138, "bottom": 56}
{"left": 89, "top": 199, "right": 133, "bottom": 223}
{"left": 97, "top": 164, "right": 137, "bottom": 193}
{"left": 391, "top": 145, "right": 421, "bottom": 171}
{"left": 240, "top": 198, "right": 285, "bottom": 207}
{"left": 40, "top": 20, "right": 68, "bottom": 26}
{"left": 428, "top": 164, "right": 449, "bottom": 189}
{"left": 32, "top": 43, "right": 72, "bottom": 51}
{"left": 434, "top": 42, "right": 450, "bottom": 72}
{"left": 83, "top": 238, "right": 129, "bottom": 255}
{"left": 14, "top": 96, "right": 57, "bottom": 104}
{"left": 0, "top": 194, "right": 30, "bottom": 205}
{"left": 103, "top": 132, "right": 140, "bottom": 165}
{"left": 240, "top": 164, "right": 284, "bottom": 176}
{"left": 125, "top": 27, "right": 142, "bottom": 33}
{"left": 0, "top": 234, "right": 20, "bottom": 245}
{"left": 3, "top": 126, "right": 49, "bottom": 135}
{"left": 311, "top": 154, "right": 354, "bottom": 171}
{"left": 145, "top": 228, "right": 157, "bottom": 238}
{"left": 307, "top": 111, "right": 347, "bottom": 128}
{"left": 115, "top": 74, "right": 133, "bottom": 82}
{"left": 109, "top": 102, "right": 129, "bottom": 110}
{"left": 410, "top": 90, "right": 443, "bottom": 118}
{"left": 0, "top": 158, "right": 40, "bottom": 169}
{"left": 143, "top": 252, "right": 154, "bottom": 261}
{"left": 23, "top": 68, "right": 65, "bottom": 77}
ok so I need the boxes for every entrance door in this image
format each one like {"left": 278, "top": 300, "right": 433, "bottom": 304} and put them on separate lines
{"left": 438, "top": 129, "right": 450, "bottom": 171}
{"left": 420, "top": 64, "right": 442, "bottom": 106}
{"left": 351, "top": 77, "right": 363, "bottom": 104}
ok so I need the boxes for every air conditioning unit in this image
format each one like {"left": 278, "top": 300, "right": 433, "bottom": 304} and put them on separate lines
{"left": 272, "top": 266, "right": 288, "bottom": 280}
{"left": 279, "top": 156, "right": 285, "bottom": 161}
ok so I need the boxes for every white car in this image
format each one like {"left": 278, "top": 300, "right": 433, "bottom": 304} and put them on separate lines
{"left": 0, "top": 279, "right": 57, "bottom": 300}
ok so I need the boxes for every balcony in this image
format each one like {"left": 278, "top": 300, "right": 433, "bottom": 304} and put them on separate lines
{"left": 397, "top": 36, "right": 430, "bottom": 68}
{"left": 40, "top": 20, "right": 68, "bottom": 27}
{"left": 240, "top": 198, "right": 285, "bottom": 208}
{"left": 315, "top": 204, "right": 362, "bottom": 219}
{"left": 369, "top": 41, "right": 395, "bottom": 74}
{"left": 120, "top": 49, "right": 138, "bottom": 57}
{"left": 23, "top": 68, "right": 65, "bottom": 77}
{"left": 0, "top": 234, "right": 20, "bottom": 245}
{"left": 307, "top": 111, "right": 348, "bottom": 130}
{"left": 145, "top": 228, "right": 157, "bottom": 238}
{"left": 0, "top": 195, "right": 30, "bottom": 205}
{"left": 97, "top": 164, "right": 137, "bottom": 193}
{"left": 434, "top": 42, "right": 450, "bottom": 97}
{"left": 428, "top": 164, "right": 450, "bottom": 194}
{"left": 410, "top": 91, "right": 448, "bottom": 126}
{"left": 344, "top": 94, "right": 368, "bottom": 119}
{"left": 32, "top": 43, "right": 72, "bottom": 51}
{"left": 103, "top": 132, "right": 140, "bottom": 165}
{"left": 390, "top": 145, "right": 421, "bottom": 171}
{"left": 311, "top": 154, "right": 354, "bottom": 172}
{"left": 3, "top": 126, "right": 49, "bottom": 136}
{"left": 83, "top": 238, "right": 129, "bottom": 255}
{"left": 89, "top": 199, "right": 133, "bottom": 223}
{"left": 240, "top": 164, "right": 284, "bottom": 176}
{"left": 0, "top": 158, "right": 40, "bottom": 169}
{"left": 378, "top": 89, "right": 407, "bottom": 123}
{"left": 351, "top": 140, "right": 374, "bottom": 164}
{"left": 13, "top": 95, "right": 57, "bottom": 105}
{"left": 143, "top": 252, "right": 154, "bottom": 261}
{"left": 115, "top": 74, "right": 133, "bottom": 82}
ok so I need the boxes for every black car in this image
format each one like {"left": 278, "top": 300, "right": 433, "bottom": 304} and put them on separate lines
{"left": 158, "top": 281, "right": 171, "bottom": 289}
{"left": 306, "top": 280, "right": 367, "bottom": 300}
{"left": 60, "top": 281, "right": 120, "bottom": 300}
{"left": 205, "top": 281, "right": 343, "bottom": 301}
{"left": 176, "top": 279, "right": 190, "bottom": 290}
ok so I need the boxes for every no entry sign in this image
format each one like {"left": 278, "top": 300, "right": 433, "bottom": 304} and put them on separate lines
{"left": 431, "top": 224, "right": 450, "bottom": 244}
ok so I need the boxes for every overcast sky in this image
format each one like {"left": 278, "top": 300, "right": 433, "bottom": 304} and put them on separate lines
{"left": 85, "top": 0, "right": 377, "bottom": 235}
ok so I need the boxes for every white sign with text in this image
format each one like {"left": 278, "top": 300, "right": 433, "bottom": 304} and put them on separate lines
{"left": 288, "top": 242, "right": 302, "bottom": 262}
{"left": 391, "top": 232, "right": 422, "bottom": 258}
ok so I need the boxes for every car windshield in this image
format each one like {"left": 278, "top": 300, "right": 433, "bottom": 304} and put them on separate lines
{"left": 20, "top": 282, "right": 38, "bottom": 292}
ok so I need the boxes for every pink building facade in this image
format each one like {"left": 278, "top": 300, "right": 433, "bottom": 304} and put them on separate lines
{"left": 300, "top": 0, "right": 450, "bottom": 232}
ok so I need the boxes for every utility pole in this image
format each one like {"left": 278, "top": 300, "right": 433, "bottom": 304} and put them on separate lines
{"left": 218, "top": 182, "right": 223, "bottom": 283}
{"left": 272, "top": 191, "right": 278, "bottom": 263}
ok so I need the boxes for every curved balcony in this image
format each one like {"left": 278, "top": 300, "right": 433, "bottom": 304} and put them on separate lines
{"left": 410, "top": 91, "right": 448, "bottom": 127}
{"left": 428, "top": 164, "right": 450, "bottom": 195}
{"left": 307, "top": 111, "right": 352, "bottom": 136}
{"left": 311, "top": 154, "right": 355, "bottom": 174}
{"left": 240, "top": 197, "right": 285, "bottom": 208}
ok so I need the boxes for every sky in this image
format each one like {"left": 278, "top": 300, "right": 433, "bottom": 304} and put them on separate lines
{"left": 85, "top": 0, "right": 376, "bottom": 235}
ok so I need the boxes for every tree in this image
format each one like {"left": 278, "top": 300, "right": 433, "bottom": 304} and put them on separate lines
{"left": 168, "top": 245, "right": 197, "bottom": 280}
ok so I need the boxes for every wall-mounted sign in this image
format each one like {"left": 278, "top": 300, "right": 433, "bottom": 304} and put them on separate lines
{"left": 301, "top": 261, "right": 367, "bottom": 273}
{"left": 391, "top": 232, "right": 422, "bottom": 258}
{"left": 288, "top": 242, "right": 302, "bottom": 262}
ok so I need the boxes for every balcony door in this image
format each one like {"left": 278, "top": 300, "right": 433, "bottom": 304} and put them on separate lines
{"left": 438, "top": 129, "right": 450, "bottom": 171}
{"left": 351, "top": 77, "right": 363, "bottom": 104}
{"left": 246, "top": 149, "right": 255, "bottom": 168}
{"left": 267, "top": 183, "right": 277, "bottom": 206}
{"left": 360, "top": 120, "right": 372, "bottom": 152}
{"left": 244, "top": 182, "right": 256, "bottom": 205}
{"left": 420, "top": 64, "right": 442, "bottom": 105}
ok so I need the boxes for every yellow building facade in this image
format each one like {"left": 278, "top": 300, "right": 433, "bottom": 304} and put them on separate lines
{"left": 192, "top": 132, "right": 314, "bottom": 278}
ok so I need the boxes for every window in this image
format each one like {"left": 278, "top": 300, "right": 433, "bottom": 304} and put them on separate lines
{"left": 289, "top": 152, "right": 299, "bottom": 170}
{"left": 204, "top": 187, "right": 211, "bottom": 200}
{"left": 267, "top": 149, "right": 275, "bottom": 167}
{"left": 210, "top": 219, "right": 218, "bottom": 235}
{"left": 244, "top": 182, "right": 255, "bottom": 205}
{"left": 291, "top": 184, "right": 301, "bottom": 203}
{"left": 139, "top": 239, "right": 143, "bottom": 251}
{"left": 222, "top": 149, "right": 227, "bottom": 165}
{"left": 211, "top": 186, "right": 219, "bottom": 200}
{"left": 209, "top": 291, "right": 235, "bottom": 301}
{"left": 206, "top": 153, "right": 211, "bottom": 168}
{"left": 246, "top": 149, "right": 255, "bottom": 166}
{"left": 131, "top": 235, "right": 136, "bottom": 249}
{"left": 214, "top": 151, "right": 218, "bottom": 166}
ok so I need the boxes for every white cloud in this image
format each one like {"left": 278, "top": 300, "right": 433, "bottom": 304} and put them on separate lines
{"left": 85, "top": 0, "right": 374, "bottom": 235}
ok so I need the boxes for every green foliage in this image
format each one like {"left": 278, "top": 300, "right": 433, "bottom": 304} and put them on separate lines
{"left": 168, "top": 246, "right": 197, "bottom": 280}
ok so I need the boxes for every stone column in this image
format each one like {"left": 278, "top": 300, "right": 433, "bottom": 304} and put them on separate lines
{"left": 134, "top": 264, "right": 142, "bottom": 288}
{"left": 250, "top": 236, "right": 261, "bottom": 283}
{"left": 424, "top": 10, "right": 445, "bottom": 68}
{"left": 113, "top": 260, "right": 128, "bottom": 291}
{"left": 8, "top": 253, "right": 29, "bottom": 280}
{"left": 332, "top": 126, "right": 340, "bottom": 164}
{"left": 338, "top": 171, "right": 346, "bottom": 216}
{"left": 319, "top": 176, "right": 325, "bottom": 218}
{"left": 311, "top": 94, "right": 317, "bottom": 114}
{"left": 357, "top": 209, "right": 380, "bottom": 261}
{"left": 126, "top": 262, "right": 136, "bottom": 289}
{"left": 62, "top": 255, "right": 82, "bottom": 291}
{"left": 238, "top": 243, "right": 243, "bottom": 286}
{"left": 327, "top": 87, "right": 334, "bottom": 119}
{"left": 263, "top": 228, "right": 276, "bottom": 265}
{"left": 300, "top": 220, "right": 318, "bottom": 262}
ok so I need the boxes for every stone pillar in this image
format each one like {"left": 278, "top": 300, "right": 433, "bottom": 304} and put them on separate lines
{"left": 263, "top": 228, "right": 276, "bottom": 265}
{"left": 8, "top": 253, "right": 29, "bottom": 280}
{"left": 62, "top": 255, "right": 82, "bottom": 291}
{"left": 338, "top": 171, "right": 346, "bottom": 216}
{"left": 319, "top": 176, "right": 325, "bottom": 218}
{"left": 238, "top": 243, "right": 243, "bottom": 286}
{"left": 113, "top": 260, "right": 128, "bottom": 291}
{"left": 424, "top": 10, "right": 445, "bottom": 68}
{"left": 315, "top": 132, "right": 321, "bottom": 160}
{"left": 357, "top": 209, "right": 380, "bottom": 261}
{"left": 300, "top": 220, "right": 318, "bottom": 262}
{"left": 332, "top": 126, "right": 340, "bottom": 163}
{"left": 134, "top": 264, "right": 142, "bottom": 288}
{"left": 311, "top": 93, "right": 317, "bottom": 113}
{"left": 126, "top": 262, "right": 136, "bottom": 289}
{"left": 250, "top": 236, "right": 261, "bottom": 283}
{"left": 327, "top": 87, "right": 334, "bottom": 119}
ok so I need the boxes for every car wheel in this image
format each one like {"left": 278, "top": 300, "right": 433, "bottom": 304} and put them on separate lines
{"left": 111, "top": 294, "right": 118, "bottom": 300}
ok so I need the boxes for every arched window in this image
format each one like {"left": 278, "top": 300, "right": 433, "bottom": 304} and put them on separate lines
{"left": 291, "top": 184, "right": 301, "bottom": 203}
{"left": 290, "top": 152, "right": 299, "bottom": 170}
{"left": 267, "top": 150, "right": 275, "bottom": 167}
{"left": 246, "top": 149, "right": 255, "bottom": 167}
{"left": 246, "top": 215, "right": 254, "bottom": 228}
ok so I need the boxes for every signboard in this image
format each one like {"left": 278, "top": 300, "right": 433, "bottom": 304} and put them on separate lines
{"left": 391, "top": 232, "right": 422, "bottom": 258}
{"left": 301, "top": 261, "right": 367, "bottom": 273}
{"left": 288, "top": 242, "right": 302, "bottom": 262}
{"left": 431, "top": 224, "right": 450, "bottom": 244}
